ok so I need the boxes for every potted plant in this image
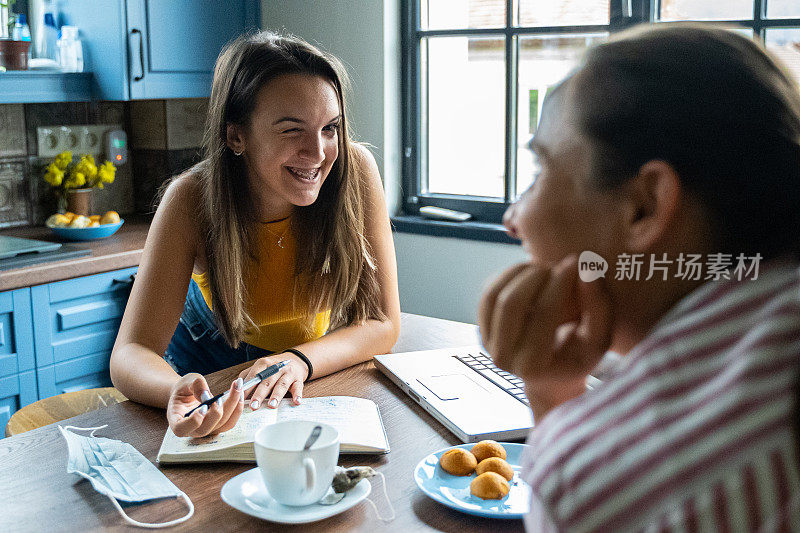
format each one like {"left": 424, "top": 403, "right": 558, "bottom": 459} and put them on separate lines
{"left": 43, "top": 151, "right": 117, "bottom": 216}
{"left": 0, "top": 1, "right": 30, "bottom": 71}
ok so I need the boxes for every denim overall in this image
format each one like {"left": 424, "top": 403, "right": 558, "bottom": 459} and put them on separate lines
{"left": 165, "top": 279, "right": 273, "bottom": 376}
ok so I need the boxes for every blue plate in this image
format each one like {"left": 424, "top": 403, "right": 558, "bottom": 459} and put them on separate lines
{"left": 414, "top": 442, "right": 531, "bottom": 519}
{"left": 48, "top": 219, "right": 124, "bottom": 241}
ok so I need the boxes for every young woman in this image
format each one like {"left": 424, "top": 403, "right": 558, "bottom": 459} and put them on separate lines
{"left": 110, "top": 31, "right": 400, "bottom": 439}
{"left": 479, "top": 24, "right": 800, "bottom": 530}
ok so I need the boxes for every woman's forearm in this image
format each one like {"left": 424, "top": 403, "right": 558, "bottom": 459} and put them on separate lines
{"left": 110, "top": 343, "right": 182, "bottom": 408}
{"left": 291, "top": 316, "right": 401, "bottom": 380}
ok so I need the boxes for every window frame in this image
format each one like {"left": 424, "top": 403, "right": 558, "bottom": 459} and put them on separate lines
{"left": 400, "top": 0, "right": 800, "bottom": 234}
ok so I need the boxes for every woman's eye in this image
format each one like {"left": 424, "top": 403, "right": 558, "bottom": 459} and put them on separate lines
{"left": 323, "top": 123, "right": 339, "bottom": 134}
{"left": 281, "top": 128, "right": 300, "bottom": 134}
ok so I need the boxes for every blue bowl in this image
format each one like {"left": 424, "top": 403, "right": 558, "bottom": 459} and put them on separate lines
{"left": 48, "top": 219, "right": 124, "bottom": 241}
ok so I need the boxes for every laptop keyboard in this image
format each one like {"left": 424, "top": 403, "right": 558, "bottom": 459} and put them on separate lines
{"left": 455, "top": 351, "right": 530, "bottom": 406}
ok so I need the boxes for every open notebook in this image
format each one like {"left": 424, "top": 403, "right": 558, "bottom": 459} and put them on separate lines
{"left": 157, "top": 396, "right": 389, "bottom": 463}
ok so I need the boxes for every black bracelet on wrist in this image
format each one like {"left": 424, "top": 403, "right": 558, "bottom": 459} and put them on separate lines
{"left": 285, "top": 348, "right": 313, "bottom": 381}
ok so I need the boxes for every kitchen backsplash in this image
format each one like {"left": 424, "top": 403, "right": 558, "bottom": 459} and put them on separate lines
{"left": 0, "top": 98, "right": 206, "bottom": 226}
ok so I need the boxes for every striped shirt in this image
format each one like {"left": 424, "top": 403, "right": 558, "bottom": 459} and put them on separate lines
{"left": 521, "top": 261, "right": 800, "bottom": 532}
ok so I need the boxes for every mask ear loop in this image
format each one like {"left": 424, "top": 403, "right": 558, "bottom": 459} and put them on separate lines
{"left": 363, "top": 472, "right": 395, "bottom": 522}
{"left": 106, "top": 492, "right": 194, "bottom": 529}
{"left": 62, "top": 424, "right": 108, "bottom": 437}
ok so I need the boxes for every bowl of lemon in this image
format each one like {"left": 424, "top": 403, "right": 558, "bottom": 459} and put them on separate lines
{"left": 46, "top": 211, "right": 123, "bottom": 241}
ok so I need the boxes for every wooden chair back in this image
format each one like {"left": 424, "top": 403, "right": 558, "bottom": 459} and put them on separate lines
{"left": 5, "top": 387, "right": 127, "bottom": 437}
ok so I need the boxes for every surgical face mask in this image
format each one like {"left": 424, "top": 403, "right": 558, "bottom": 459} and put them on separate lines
{"left": 59, "top": 425, "right": 194, "bottom": 529}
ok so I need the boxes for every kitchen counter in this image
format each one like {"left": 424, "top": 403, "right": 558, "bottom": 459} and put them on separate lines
{"left": 0, "top": 215, "right": 151, "bottom": 291}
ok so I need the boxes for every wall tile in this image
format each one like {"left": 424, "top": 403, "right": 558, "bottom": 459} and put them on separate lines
{"left": 28, "top": 156, "right": 57, "bottom": 225}
{"left": 165, "top": 98, "right": 208, "bottom": 150}
{"left": 93, "top": 162, "right": 134, "bottom": 216}
{"left": 86, "top": 101, "right": 126, "bottom": 126}
{"left": 168, "top": 148, "right": 203, "bottom": 177}
{"left": 0, "top": 158, "right": 29, "bottom": 227}
{"left": 129, "top": 100, "right": 167, "bottom": 150}
{"left": 0, "top": 104, "right": 27, "bottom": 158}
{"left": 131, "top": 149, "right": 169, "bottom": 214}
{"left": 131, "top": 148, "right": 202, "bottom": 214}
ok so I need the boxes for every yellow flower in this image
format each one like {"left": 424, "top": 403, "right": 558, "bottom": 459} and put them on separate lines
{"left": 65, "top": 171, "right": 86, "bottom": 189}
{"left": 73, "top": 156, "right": 97, "bottom": 186}
{"left": 43, "top": 163, "right": 64, "bottom": 186}
{"left": 54, "top": 151, "right": 72, "bottom": 170}
{"left": 96, "top": 161, "right": 116, "bottom": 189}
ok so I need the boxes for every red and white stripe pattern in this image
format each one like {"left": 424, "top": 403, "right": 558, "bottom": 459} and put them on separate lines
{"left": 521, "top": 261, "right": 800, "bottom": 532}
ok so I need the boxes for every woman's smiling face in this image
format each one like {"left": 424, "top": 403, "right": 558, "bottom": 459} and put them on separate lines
{"left": 234, "top": 73, "right": 342, "bottom": 221}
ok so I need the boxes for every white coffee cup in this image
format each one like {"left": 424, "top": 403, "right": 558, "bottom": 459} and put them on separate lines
{"left": 254, "top": 420, "right": 340, "bottom": 506}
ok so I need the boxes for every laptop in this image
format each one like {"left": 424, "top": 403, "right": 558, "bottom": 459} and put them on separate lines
{"left": 374, "top": 345, "right": 535, "bottom": 443}
{"left": 0, "top": 235, "right": 61, "bottom": 260}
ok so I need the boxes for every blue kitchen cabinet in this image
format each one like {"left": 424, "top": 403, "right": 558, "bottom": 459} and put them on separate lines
{"left": 0, "top": 289, "right": 38, "bottom": 432}
{"left": 59, "top": 0, "right": 260, "bottom": 100}
{"left": 32, "top": 267, "right": 137, "bottom": 398}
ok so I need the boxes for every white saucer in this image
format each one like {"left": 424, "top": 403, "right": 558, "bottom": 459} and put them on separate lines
{"left": 221, "top": 467, "right": 371, "bottom": 524}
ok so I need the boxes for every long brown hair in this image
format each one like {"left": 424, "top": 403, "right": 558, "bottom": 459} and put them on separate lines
{"left": 183, "top": 31, "right": 384, "bottom": 347}
{"left": 568, "top": 23, "right": 800, "bottom": 260}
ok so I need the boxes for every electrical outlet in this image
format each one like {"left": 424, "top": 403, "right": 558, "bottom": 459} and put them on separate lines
{"left": 36, "top": 124, "right": 123, "bottom": 158}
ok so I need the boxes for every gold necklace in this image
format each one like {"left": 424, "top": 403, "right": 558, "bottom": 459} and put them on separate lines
{"left": 263, "top": 223, "right": 289, "bottom": 248}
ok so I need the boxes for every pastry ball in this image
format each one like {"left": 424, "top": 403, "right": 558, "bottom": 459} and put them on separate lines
{"left": 68, "top": 215, "right": 91, "bottom": 228}
{"left": 46, "top": 213, "right": 70, "bottom": 227}
{"left": 439, "top": 448, "right": 478, "bottom": 476}
{"left": 470, "top": 472, "right": 510, "bottom": 500}
{"left": 476, "top": 457, "right": 514, "bottom": 481}
{"left": 471, "top": 440, "right": 507, "bottom": 463}
{"left": 100, "top": 210, "right": 120, "bottom": 225}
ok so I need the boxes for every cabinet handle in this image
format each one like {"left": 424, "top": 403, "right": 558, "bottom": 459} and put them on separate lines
{"left": 112, "top": 274, "right": 136, "bottom": 288}
{"left": 131, "top": 28, "right": 145, "bottom": 81}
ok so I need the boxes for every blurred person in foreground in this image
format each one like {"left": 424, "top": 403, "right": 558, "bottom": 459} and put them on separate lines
{"left": 480, "top": 23, "right": 800, "bottom": 531}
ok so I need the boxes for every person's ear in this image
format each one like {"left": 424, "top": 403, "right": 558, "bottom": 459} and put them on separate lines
{"left": 226, "top": 124, "right": 246, "bottom": 155}
{"left": 622, "top": 160, "right": 681, "bottom": 253}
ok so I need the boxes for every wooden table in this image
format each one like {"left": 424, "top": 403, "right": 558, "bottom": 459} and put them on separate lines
{"left": 0, "top": 313, "right": 526, "bottom": 532}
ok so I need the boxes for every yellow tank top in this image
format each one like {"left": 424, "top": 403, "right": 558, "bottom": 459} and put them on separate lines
{"left": 191, "top": 216, "right": 330, "bottom": 352}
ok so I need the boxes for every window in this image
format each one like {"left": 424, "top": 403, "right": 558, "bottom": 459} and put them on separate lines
{"left": 401, "top": 0, "right": 800, "bottom": 229}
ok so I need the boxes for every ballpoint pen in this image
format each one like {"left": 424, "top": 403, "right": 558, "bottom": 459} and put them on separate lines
{"left": 184, "top": 359, "right": 290, "bottom": 417}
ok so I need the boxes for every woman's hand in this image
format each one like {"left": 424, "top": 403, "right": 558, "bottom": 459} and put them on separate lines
{"left": 166, "top": 373, "right": 244, "bottom": 437}
{"left": 238, "top": 354, "right": 309, "bottom": 410}
{"left": 478, "top": 255, "right": 613, "bottom": 412}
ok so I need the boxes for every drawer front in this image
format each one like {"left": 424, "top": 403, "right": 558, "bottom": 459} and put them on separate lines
{"left": 37, "top": 353, "right": 113, "bottom": 399}
{"left": 48, "top": 267, "right": 138, "bottom": 304}
{"left": 33, "top": 267, "right": 137, "bottom": 368}
{"left": 0, "top": 289, "right": 34, "bottom": 378}
{"left": 0, "top": 371, "right": 38, "bottom": 436}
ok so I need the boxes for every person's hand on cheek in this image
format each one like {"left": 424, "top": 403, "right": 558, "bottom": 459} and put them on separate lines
{"left": 478, "top": 255, "right": 614, "bottom": 416}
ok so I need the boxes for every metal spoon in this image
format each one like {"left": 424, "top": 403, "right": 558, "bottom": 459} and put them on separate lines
{"left": 301, "top": 425, "right": 346, "bottom": 505}
{"left": 303, "top": 425, "right": 322, "bottom": 452}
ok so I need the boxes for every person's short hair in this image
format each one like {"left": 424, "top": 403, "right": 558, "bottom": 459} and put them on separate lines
{"left": 569, "top": 24, "right": 800, "bottom": 260}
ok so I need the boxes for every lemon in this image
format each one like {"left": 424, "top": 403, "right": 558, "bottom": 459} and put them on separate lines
{"left": 89, "top": 221, "right": 100, "bottom": 228}
{"left": 100, "top": 210, "right": 120, "bottom": 225}
{"left": 46, "top": 213, "right": 70, "bottom": 227}
{"left": 68, "top": 215, "right": 91, "bottom": 228}
{"left": 89, "top": 215, "right": 101, "bottom": 223}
